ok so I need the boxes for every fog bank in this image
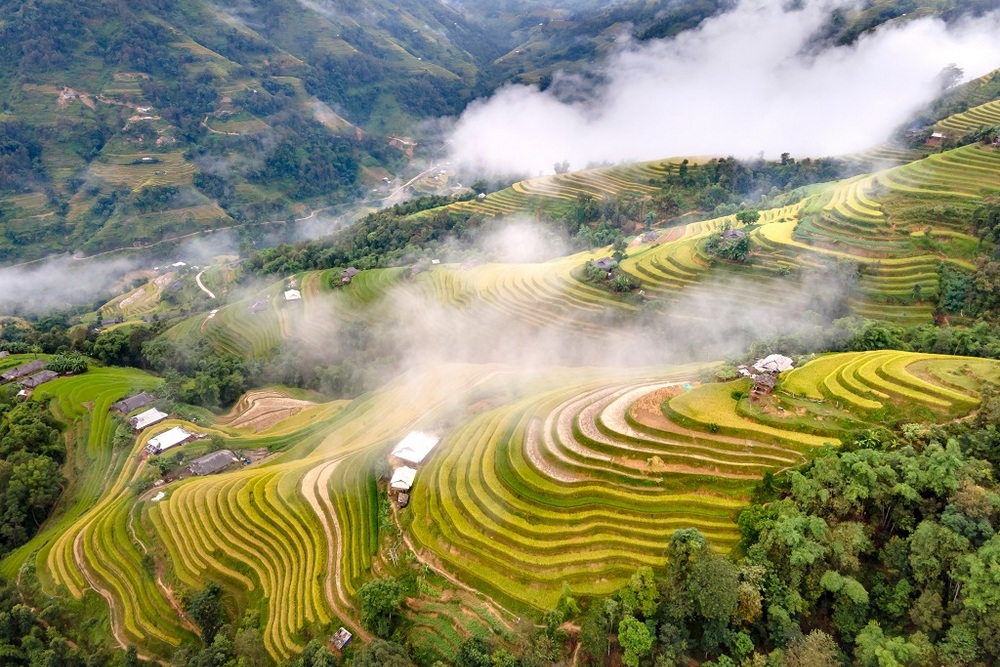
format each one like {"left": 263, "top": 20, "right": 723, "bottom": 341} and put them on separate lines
{"left": 448, "top": 0, "right": 1000, "bottom": 175}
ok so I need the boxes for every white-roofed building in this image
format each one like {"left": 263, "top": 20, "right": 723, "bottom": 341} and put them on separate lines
{"left": 390, "top": 431, "right": 440, "bottom": 465}
{"left": 752, "top": 354, "right": 794, "bottom": 375}
{"left": 390, "top": 466, "right": 417, "bottom": 491}
{"left": 284, "top": 289, "right": 302, "bottom": 301}
{"left": 146, "top": 426, "right": 196, "bottom": 455}
{"left": 130, "top": 408, "right": 168, "bottom": 432}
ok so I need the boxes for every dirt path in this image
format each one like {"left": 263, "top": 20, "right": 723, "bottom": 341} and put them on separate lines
{"left": 127, "top": 501, "right": 198, "bottom": 634}
{"left": 381, "top": 165, "right": 441, "bottom": 205}
{"left": 195, "top": 270, "right": 216, "bottom": 299}
{"left": 300, "top": 458, "right": 372, "bottom": 641}
{"left": 72, "top": 529, "right": 157, "bottom": 660}
{"left": 391, "top": 506, "right": 517, "bottom": 633}
{"left": 202, "top": 114, "right": 240, "bottom": 136}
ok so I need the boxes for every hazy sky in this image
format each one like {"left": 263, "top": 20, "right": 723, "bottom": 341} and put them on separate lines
{"left": 447, "top": 0, "right": 1000, "bottom": 175}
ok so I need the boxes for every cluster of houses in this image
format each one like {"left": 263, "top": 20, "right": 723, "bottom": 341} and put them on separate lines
{"left": 738, "top": 354, "right": 795, "bottom": 402}
{"left": 388, "top": 430, "right": 440, "bottom": 508}
{"left": 1, "top": 359, "right": 61, "bottom": 398}
{"left": 324, "top": 430, "right": 441, "bottom": 653}
{"left": 113, "top": 391, "right": 239, "bottom": 477}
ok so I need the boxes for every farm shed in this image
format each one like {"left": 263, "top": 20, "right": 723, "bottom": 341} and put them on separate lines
{"left": 331, "top": 627, "right": 352, "bottom": 650}
{"left": 391, "top": 431, "right": 440, "bottom": 465}
{"left": 130, "top": 408, "right": 169, "bottom": 431}
{"left": 721, "top": 228, "right": 747, "bottom": 241}
{"left": 284, "top": 289, "right": 302, "bottom": 302}
{"left": 591, "top": 257, "right": 614, "bottom": 272}
{"left": 341, "top": 267, "right": 361, "bottom": 284}
{"left": 112, "top": 392, "right": 156, "bottom": 414}
{"left": 750, "top": 374, "right": 778, "bottom": 402}
{"left": 189, "top": 450, "right": 238, "bottom": 476}
{"left": 0, "top": 351, "right": 8, "bottom": 358}
{"left": 146, "top": 426, "right": 197, "bottom": 455}
{"left": 20, "top": 370, "right": 59, "bottom": 389}
{"left": 1, "top": 361, "right": 46, "bottom": 383}
{"left": 390, "top": 466, "right": 417, "bottom": 491}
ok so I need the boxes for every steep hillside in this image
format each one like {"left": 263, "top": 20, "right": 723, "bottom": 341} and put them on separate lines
{"left": 3, "top": 348, "right": 996, "bottom": 661}
{"left": 0, "top": 0, "right": 989, "bottom": 265}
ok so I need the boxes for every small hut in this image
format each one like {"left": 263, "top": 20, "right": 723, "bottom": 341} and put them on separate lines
{"left": 331, "top": 627, "right": 353, "bottom": 650}
{"left": 750, "top": 373, "right": 777, "bottom": 402}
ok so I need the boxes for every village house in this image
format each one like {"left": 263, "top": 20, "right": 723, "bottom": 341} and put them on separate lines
{"left": 391, "top": 431, "right": 440, "bottom": 466}
{"left": 390, "top": 466, "right": 416, "bottom": 492}
{"left": 591, "top": 257, "right": 614, "bottom": 272}
{"left": 112, "top": 392, "right": 156, "bottom": 415}
{"left": 146, "top": 426, "right": 198, "bottom": 455}
{"left": 341, "top": 267, "right": 361, "bottom": 285}
{"left": 129, "top": 408, "right": 169, "bottom": 432}
{"left": 284, "top": 289, "right": 302, "bottom": 303}
{"left": 331, "top": 628, "right": 353, "bottom": 650}
{"left": 188, "top": 450, "right": 238, "bottom": 476}
{"left": 1, "top": 360, "right": 46, "bottom": 384}
{"left": 390, "top": 466, "right": 417, "bottom": 507}
{"left": 0, "top": 351, "right": 9, "bottom": 358}
{"left": 20, "top": 370, "right": 59, "bottom": 390}
{"left": 739, "top": 354, "right": 794, "bottom": 403}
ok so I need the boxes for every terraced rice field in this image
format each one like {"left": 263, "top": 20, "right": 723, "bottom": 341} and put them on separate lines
{"left": 936, "top": 99, "right": 1000, "bottom": 136}
{"left": 874, "top": 144, "right": 1000, "bottom": 199}
{"left": 3, "top": 349, "right": 994, "bottom": 661}
{"left": 170, "top": 144, "right": 1000, "bottom": 352}
{"left": 407, "top": 351, "right": 994, "bottom": 610}
{"left": 88, "top": 152, "right": 197, "bottom": 191}
{"left": 447, "top": 160, "right": 675, "bottom": 218}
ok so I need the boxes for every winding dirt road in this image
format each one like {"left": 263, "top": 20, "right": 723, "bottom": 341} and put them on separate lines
{"left": 300, "top": 458, "right": 372, "bottom": 641}
{"left": 195, "top": 270, "right": 216, "bottom": 299}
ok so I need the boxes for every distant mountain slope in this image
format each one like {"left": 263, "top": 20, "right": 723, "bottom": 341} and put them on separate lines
{"left": 0, "top": 0, "right": 992, "bottom": 265}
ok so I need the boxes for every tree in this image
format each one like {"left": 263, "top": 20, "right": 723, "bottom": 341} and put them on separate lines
{"left": 619, "top": 566, "right": 659, "bottom": 618}
{"left": 351, "top": 639, "right": 413, "bottom": 667}
{"left": 688, "top": 553, "right": 740, "bottom": 623}
{"left": 853, "top": 622, "right": 922, "bottom": 667}
{"left": 0, "top": 453, "right": 63, "bottom": 555}
{"left": 182, "top": 582, "right": 228, "bottom": 643}
{"left": 290, "top": 639, "right": 338, "bottom": 667}
{"left": 457, "top": 636, "right": 491, "bottom": 667}
{"left": 357, "top": 577, "right": 403, "bottom": 638}
{"left": 784, "top": 631, "right": 840, "bottom": 667}
{"left": 617, "top": 615, "right": 652, "bottom": 667}
{"left": 579, "top": 604, "right": 609, "bottom": 661}
{"left": 735, "top": 209, "right": 760, "bottom": 225}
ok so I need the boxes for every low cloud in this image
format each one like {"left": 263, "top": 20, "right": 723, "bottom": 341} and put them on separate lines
{"left": 0, "top": 256, "right": 141, "bottom": 315}
{"left": 447, "top": 0, "right": 1000, "bottom": 176}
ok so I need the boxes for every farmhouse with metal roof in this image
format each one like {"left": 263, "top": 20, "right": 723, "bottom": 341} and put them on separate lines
{"left": 189, "top": 450, "right": 238, "bottom": 476}
{"left": 112, "top": 392, "right": 156, "bottom": 414}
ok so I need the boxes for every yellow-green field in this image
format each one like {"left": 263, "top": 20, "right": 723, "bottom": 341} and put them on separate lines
{"left": 4, "top": 350, "right": 996, "bottom": 660}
